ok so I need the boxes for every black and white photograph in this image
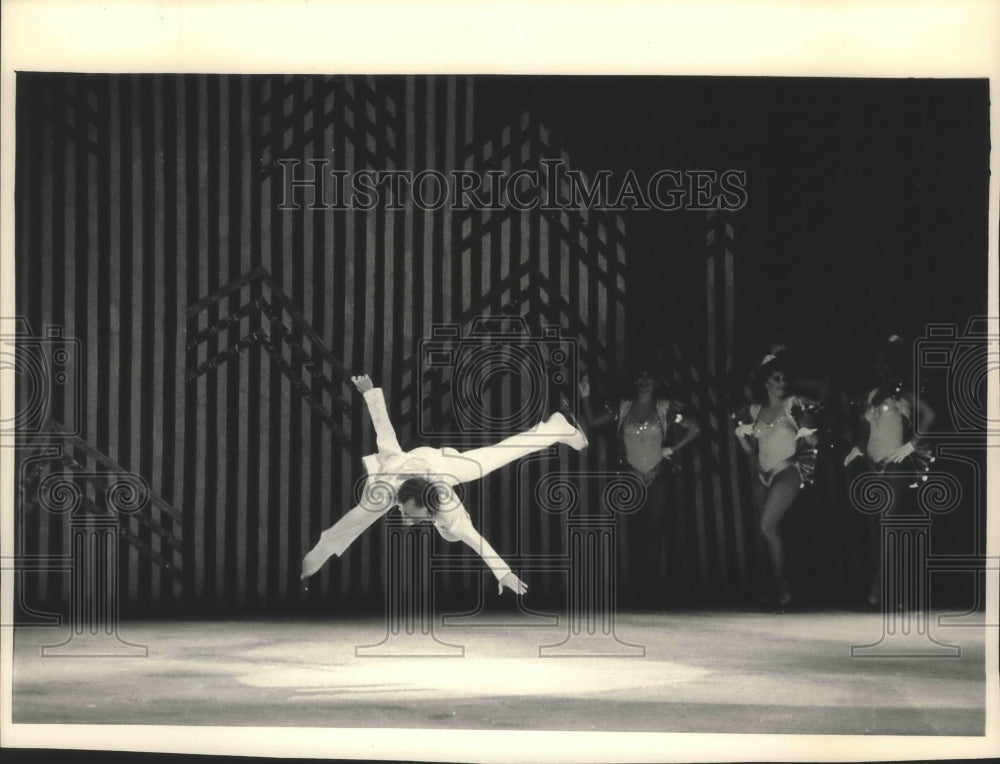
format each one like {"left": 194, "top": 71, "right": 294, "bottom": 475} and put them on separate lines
{"left": 2, "top": 1, "right": 998, "bottom": 762}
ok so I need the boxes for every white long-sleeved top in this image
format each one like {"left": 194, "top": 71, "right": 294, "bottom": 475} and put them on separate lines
{"left": 321, "top": 388, "right": 512, "bottom": 581}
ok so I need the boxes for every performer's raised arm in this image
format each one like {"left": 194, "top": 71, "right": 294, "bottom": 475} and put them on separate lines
{"left": 352, "top": 374, "right": 403, "bottom": 455}
{"left": 578, "top": 373, "right": 616, "bottom": 428}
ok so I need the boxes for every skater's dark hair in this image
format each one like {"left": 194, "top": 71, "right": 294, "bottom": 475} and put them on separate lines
{"left": 395, "top": 477, "right": 443, "bottom": 516}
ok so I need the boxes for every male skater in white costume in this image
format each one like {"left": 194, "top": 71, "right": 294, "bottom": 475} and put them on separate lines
{"left": 301, "top": 374, "right": 588, "bottom": 595}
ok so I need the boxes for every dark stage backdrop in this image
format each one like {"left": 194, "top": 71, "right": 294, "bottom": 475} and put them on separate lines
{"left": 13, "top": 74, "right": 985, "bottom": 615}
{"left": 15, "top": 74, "right": 634, "bottom": 614}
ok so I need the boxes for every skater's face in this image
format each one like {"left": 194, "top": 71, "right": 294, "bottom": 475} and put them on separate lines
{"left": 399, "top": 498, "right": 432, "bottom": 526}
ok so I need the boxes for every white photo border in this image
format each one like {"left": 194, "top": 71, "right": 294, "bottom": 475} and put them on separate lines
{"left": 2, "top": 1, "right": 997, "bottom": 761}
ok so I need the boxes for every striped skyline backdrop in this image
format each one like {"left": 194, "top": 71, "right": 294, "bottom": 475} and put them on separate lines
{"left": 13, "top": 72, "right": 943, "bottom": 616}
{"left": 15, "top": 73, "right": 639, "bottom": 613}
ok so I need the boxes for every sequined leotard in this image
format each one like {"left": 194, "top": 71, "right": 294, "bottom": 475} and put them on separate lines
{"left": 618, "top": 399, "right": 675, "bottom": 485}
{"left": 748, "top": 397, "right": 817, "bottom": 487}
{"left": 860, "top": 388, "right": 932, "bottom": 481}
{"left": 864, "top": 392, "right": 911, "bottom": 465}
{"left": 622, "top": 413, "right": 664, "bottom": 478}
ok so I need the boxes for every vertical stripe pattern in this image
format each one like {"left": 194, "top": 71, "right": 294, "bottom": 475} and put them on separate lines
{"left": 16, "top": 74, "right": 874, "bottom": 612}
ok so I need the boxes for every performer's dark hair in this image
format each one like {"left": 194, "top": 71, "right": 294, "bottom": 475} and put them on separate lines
{"left": 750, "top": 354, "right": 789, "bottom": 404}
{"left": 624, "top": 364, "right": 671, "bottom": 400}
{"left": 396, "top": 477, "right": 442, "bottom": 516}
{"left": 877, "top": 335, "right": 911, "bottom": 383}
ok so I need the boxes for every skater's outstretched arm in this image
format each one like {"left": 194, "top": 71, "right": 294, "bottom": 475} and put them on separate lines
{"left": 301, "top": 499, "right": 389, "bottom": 579}
{"left": 353, "top": 374, "right": 403, "bottom": 455}
{"left": 436, "top": 501, "right": 527, "bottom": 595}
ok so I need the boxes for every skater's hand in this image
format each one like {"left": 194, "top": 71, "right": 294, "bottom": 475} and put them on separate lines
{"left": 887, "top": 441, "right": 915, "bottom": 463}
{"left": 795, "top": 427, "right": 817, "bottom": 441}
{"left": 734, "top": 423, "right": 754, "bottom": 439}
{"left": 578, "top": 374, "right": 591, "bottom": 399}
{"left": 661, "top": 446, "right": 674, "bottom": 460}
{"left": 498, "top": 572, "right": 528, "bottom": 595}
{"left": 843, "top": 446, "right": 862, "bottom": 467}
{"left": 352, "top": 374, "right": 374, "bottom": 393}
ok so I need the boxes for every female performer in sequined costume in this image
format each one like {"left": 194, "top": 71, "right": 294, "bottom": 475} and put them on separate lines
{"left": 734, "top": 353, "right": 819, "bottom": 609}
{"left": 579, "top": 369, "right": 700, "bottom": 595}
{"left": 843, "top": 336, "right": 934, "bottom": 607}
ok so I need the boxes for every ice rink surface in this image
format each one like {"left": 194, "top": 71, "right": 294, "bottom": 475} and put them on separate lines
{"left": 11, "top": 610, "right": 985, "bottom": 735}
